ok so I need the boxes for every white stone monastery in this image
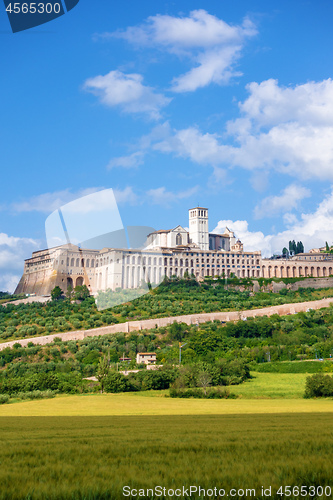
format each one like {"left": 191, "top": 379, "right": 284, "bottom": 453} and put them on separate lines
{"left": 15, "top": 206, "right": 333, "bottom": 296}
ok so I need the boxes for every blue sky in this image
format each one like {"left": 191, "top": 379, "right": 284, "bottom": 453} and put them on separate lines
{"left": 1, "top": 0, "right": 333, "bottom": 291}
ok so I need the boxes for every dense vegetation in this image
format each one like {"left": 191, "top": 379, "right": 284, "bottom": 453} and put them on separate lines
{"left": 1, "top": 303, "right": 333, "bottom": 397}
{"left": 1, "top": 277, "right": 333, "bottom": 343}
{"left": 0, "top": 291, "right": 24, "bottom": 305}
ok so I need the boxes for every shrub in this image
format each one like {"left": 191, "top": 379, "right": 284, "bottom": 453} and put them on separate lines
{"left": 169, "top": 387, "right": 236, "bottom": 399}
{"left": 104, "top": 372, "right": 134, "bottom": 393}
{"left": 16, "top": 390, "right": 56, "bottom": 400}
{"left": 0, "top": 394, "right": 9, "bottom": 404}
{"left": 134, "top": 367, "right": 178, "bottom": 391}
{"left": 304, "top": 373, "right": 333, "bottom": 398}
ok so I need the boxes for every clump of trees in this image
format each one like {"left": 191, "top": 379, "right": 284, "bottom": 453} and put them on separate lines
{"left": 282, "top": 240, "right": 304, "bottom": 257}
{"left": 304, "top": 373, "right": 333, "bottom": 398}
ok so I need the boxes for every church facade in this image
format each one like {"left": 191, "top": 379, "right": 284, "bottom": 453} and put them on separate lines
{"left": 14, "top": 206, "right": 333, "bottom": 296}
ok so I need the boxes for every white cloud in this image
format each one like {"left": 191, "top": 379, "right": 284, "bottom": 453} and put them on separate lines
{"left": 153, "top": 126, "right": 228, "bottom": 164}
{"left": 149, "top": 79, "right": 333, "bottom": 182}
{"left": 0, "top": 234, "right": 38, "bottom": 293}
{"left": 113, "top": 187, "right": 138, "bottom": 205}
{"left": 107, "top": 151, "right": 145, "bottom": 169}
{"left": 147, "top": 186, "right": 199, "bottom": 207}
{"left": 213, "top": 188, "right": 333, "bottom": 256}
{"left": 112, "top": 10, "right": 255, "bottom": 49}
{"left": 0, "top": 274, "right": 21, "bottom": 294}
{"left": 12, "top": 188, "right": 102, "bottom": 213}
{"left": 171, "top": 45, "right": 242, "bottom": 93}
{"left": 225, "top": 78, "right": 333, "bottom": 181}
{"left": 109, "top": 11, "right": 257, "bottom": 92}
{"left": 254, "top": 184, "right": 311, "bottom": 219}
{"left": 84, "top": 70, "right": 170, "bottom": 119}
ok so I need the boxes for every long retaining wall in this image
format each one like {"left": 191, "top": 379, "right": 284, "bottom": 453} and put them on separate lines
{"left": 1, "top": 297, "right": 333, "bottom": 351}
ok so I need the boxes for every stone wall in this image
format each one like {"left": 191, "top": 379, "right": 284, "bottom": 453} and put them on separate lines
{"left": 1, "top": 297, "right": 333, "bottom": 352}
{"left": 271, "top": 277, "right": 333, "bottom": 293}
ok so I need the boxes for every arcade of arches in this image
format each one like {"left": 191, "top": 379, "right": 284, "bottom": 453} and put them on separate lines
{"left": 261, "top": 261, "right": 333, "bottom": 279}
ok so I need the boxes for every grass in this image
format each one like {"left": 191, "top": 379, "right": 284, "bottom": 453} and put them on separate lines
{"left": 1, "top": 374, "right": 333, "bottom": 499}
{"left": 1, "top": 413, "right": 333, "bottom": 499}
{"left": 1, "top": 372, "right": 333, "bottom": 416}
{"left": 231, "top": 372, "right": 310, "bottom": 399}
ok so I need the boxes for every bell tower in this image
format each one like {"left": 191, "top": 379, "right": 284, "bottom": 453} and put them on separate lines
{"left": 189, "top": 207, "right": 209, "bottom": 250}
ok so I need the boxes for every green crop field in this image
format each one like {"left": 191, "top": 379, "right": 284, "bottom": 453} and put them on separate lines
{"left": 1, "top": 372, "right": 333, "bottom": 499}
{"left": 1, "top": 412, "right": 333, "bottom": 499}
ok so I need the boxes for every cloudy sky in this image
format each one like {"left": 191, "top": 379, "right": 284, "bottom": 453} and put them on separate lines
{"left": 1, "top": 0, "right": 333, "bottom": 291}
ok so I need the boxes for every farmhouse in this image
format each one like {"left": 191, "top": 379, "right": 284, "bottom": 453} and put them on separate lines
{"left": 136, "top": 353, "right": 157, "bottom": 365}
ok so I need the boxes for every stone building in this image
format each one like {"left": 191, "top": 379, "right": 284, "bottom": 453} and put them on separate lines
{"left": 14, "top": 205, "right": 333, "bottom": 297}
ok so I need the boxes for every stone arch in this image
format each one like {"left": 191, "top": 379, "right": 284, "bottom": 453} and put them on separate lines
{"left": 329, "top": 267, "right": 333, "bottom": 276}
{"left": 76, "top": 277, "right": 84, "bottom": 287}
{"left": 67, "top": 277, "right": 73, "bottom": 288}
{"left": 176, "top": 233, "right": 182, "bottom": 245}
{"left": 317, "top": 267, "right": 321, "bottom": 277}
{"left": 323, "top": 267, "right": 327, "bottom": 277}
{"left": 70, "top": 258, "right": 74, "bottom": 267}
{"left": 310, "top": 266, "right": 314, "bottom": 277}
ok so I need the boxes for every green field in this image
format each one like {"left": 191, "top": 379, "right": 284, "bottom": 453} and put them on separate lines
{"left": 1, "top": 412, "right": 333, "bottom": 499}
{"left": 0, "top": 373, "right": 333, "bottom": 499}
{"left": 0, "top": 372, "right": 332, "bottom": 416}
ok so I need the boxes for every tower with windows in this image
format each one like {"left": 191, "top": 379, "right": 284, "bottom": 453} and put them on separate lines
{"left": 189, "top": 206, "right": 209, "bottom": 250}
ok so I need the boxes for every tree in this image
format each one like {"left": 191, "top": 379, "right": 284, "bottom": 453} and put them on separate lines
{"left": 104, "top": 372, "right": 131, "bottom": 393}
{"left": 51, "top": 286, "right": 63, "bottom": 301}
{"left": 296, "top": 241, "right": 304, "bottom": 254}
{"left": 66, "top": 285, "right": 73, "bottom": 301}
{"left": 286, "top": 240, "right": 304, "bottom": 255}
{"left": 74, "top": 285, "right": 90, "bottom": 301}
{"left": 282, "top": 247, "right": 289, "bottom": 258}
{"left": 96, "top": 355, "right": 109, "bottom": 393}
{"left": 197, "top": 371, "right": 212, "bottom": 395}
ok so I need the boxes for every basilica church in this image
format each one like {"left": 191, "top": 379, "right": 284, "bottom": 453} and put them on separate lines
{"left": 14, "top": 206, "right": 332, "bottom": 297}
